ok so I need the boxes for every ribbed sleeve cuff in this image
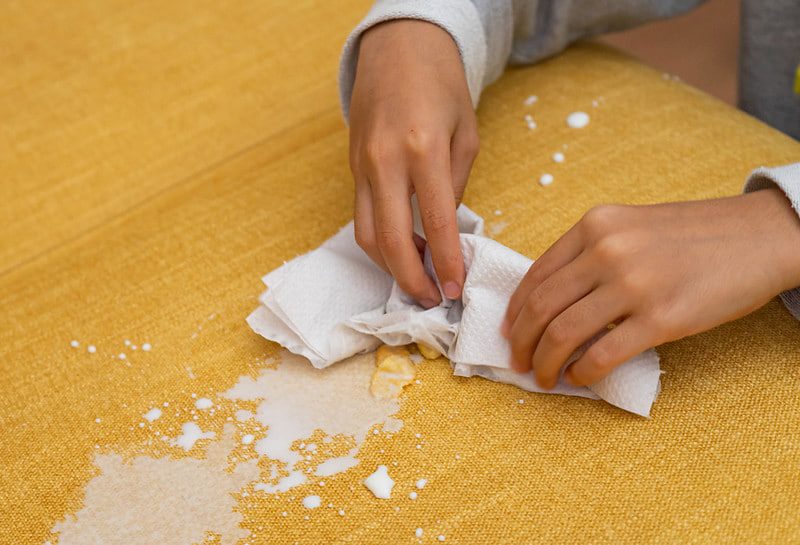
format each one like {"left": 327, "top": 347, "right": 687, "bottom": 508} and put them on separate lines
{"left": 338, "top": 0, "right": 487, "bottom": 123}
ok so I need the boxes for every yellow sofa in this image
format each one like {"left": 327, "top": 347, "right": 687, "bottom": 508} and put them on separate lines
{"left": 1, "top": 1, "right": 798, "bottom": 543}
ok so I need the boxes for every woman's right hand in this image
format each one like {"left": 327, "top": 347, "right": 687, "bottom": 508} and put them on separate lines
{"left": 348, "top": 19, "right": 479, "bottom": 308}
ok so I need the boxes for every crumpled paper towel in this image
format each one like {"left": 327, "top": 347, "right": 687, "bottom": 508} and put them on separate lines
{"left": 248, "top": 206, "right": 662, "bottom": 417}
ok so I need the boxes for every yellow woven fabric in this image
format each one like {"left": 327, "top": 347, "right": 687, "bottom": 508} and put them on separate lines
{"left": 2, "top": 2, "right": 799, "bottom": 544}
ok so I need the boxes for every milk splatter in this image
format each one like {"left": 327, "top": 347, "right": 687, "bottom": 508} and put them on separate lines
{"left": 552, "top": 152, "right": 565, "bottom": 163}
{"left": 195, "top": 398, "right": 213, "bottom": 410}
{"left": 223, "top": 351, "right": 402, "bottom": 494}
{"left": 302, "top": 495, "right": 322, "bottom": 509}
{"left": 51, "top": 425, "right": 258, "bottom": 545}
{"left": 539, "top": 173, "right": 554, "bottom": 186}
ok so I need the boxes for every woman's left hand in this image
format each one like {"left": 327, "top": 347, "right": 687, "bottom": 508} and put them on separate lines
{"left": 502, "top": 188, "right": 800, "bottom": 389}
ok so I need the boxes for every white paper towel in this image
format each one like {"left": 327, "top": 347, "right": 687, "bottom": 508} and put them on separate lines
{"left": 247, "top": 205, "right": 662, "bottom": 417}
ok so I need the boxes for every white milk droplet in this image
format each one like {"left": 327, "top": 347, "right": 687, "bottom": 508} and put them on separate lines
{"left": 118, "top": 353, "right": 126, "bottom": 360}
{"left": 438, "top": 535, "right": 446, "bottom": 542}
{"left": 124, "top": 340, "right": 131, "bottom": 346}
{"left": 302, "top": 495, "right": 321, "bottom": 509}
{"left": 195, "top": 398, "right": 213, "bottom": 410}
{"left": 70, "top": 340, "right": 79, "bottom": 348}
{"left": 95, "top": 418, "right": 101, "bottom": 424}
{"left": 409, "top": 491, "right": 418, "bottom": 500}
{"left": 87, "top": 345, "right": 96, "bottom": 354}
{"left": 415, "top": 478, "right": 427, "bottom": 489}
{"left": 416, "top": 528, "right": 424, "bottom": 538}
{"left": 553, "top": 152, "right": 565, "bottom": 163}
{"left": 364, "top": 465, "right": 394, "bottom": 499}
{"left": 566, "top": 111, "right": 590, "bottom": 128}
{"left": 539, "top": 174, "right": 554, "bottom": 187}
{"left": 142, "top": 343, "right": 152, "bottom": 351}
{"left": 173, "top": 422, "right": 215, "bottom": 451}
{"left": 144, "top": 408, "right": 162, "bottom": 422}
{"left": 524, "top": 95, "right": 538, "bottom": 106}
{"left": 242, "top": 434, "right": 254, "bottom": 445}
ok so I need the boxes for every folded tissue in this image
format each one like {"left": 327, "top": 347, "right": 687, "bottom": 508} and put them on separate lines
{"left": 247, "top": 206, "right": 661, "bottom": 417}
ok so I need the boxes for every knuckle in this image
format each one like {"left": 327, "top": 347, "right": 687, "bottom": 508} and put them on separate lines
{"left": 377, "top": 227, "right": 403, "bottom": 251}
{"left": 403, "top": 129, "right": 439, "bottom": 159}
{"left": 592, "top": 234, "right": 628, "bottom": 264}
{"left": 581, "top": 204, "right": 622, "bottom": 237}
{"left": 523, "top": 291, "right": 548, "bottom": 320}
{"left": 543, "top": 318, "right": 571, "bottom": 346}
{"left": 421, "top": 207, "right": 450, "bottom": 233}
{"left": 363, "top": 139, "right": 392, "bottom": 166}
{"left": 584, "top": 345, "right": 615, "bottom": 374}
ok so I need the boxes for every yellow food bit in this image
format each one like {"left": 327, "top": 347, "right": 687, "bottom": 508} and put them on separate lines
{"left": 370, "top": 344, "right": 416, "bottom": 399}
{"left": 416, "top": 342, "right": 441, "bottom": 360}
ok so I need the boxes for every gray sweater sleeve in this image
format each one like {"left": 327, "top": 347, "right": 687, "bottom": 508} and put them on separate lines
{"left": 338, "top": 0, "right": 704, "bottom": 118}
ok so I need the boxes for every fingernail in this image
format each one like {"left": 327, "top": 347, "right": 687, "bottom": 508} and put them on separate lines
{"left": 443, "top": 281, "right": 461, "bottom": 299}
{"left": 419, "top": 298, "right": 438, "bottom": 309}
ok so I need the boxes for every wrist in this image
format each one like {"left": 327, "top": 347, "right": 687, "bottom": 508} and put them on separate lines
{"left": 746, "top": 189, "right": 800, "bottom": 292}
